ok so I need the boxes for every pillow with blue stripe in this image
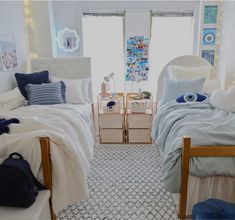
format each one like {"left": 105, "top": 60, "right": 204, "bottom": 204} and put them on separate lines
{"left": 176, "top": 93, "right": 207, "bottom": 103}
{"left": 15, "top": 71, "right": 50, "bottom": 99}
{"left": 25, "top": 82, "right": 65, "bottom": 105}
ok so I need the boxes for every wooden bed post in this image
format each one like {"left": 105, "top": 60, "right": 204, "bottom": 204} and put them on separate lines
{"left": 178, "top": 138, "right": 235, "bottom": 219}
{"left": 179, "top": 136, "right": 191, "bottom": 219}
{"left": 40, "top": 137, "right": 56, "bottom": 220}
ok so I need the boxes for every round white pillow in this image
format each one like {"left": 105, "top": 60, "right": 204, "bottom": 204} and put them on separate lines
{"left": 210, "top": 85, "right": 235, "bottom": 112}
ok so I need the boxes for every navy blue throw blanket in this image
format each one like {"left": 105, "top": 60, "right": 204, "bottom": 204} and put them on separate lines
{"left": 0, "top": 118, "right": 20, "bottom": 135}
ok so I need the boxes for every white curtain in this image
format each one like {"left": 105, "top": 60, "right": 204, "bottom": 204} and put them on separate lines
{"left": 218, "top": 1, "right": 235, "bottom": 88}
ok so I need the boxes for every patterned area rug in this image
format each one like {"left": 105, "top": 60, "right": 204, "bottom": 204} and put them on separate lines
{"left": 58, "top": 144, "right": 178, "bottom": 219}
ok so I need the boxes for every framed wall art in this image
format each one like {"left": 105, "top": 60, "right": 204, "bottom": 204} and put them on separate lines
{"left": 202, "top": 50, "right": 215, "bottom": 65}
{"left": 0, "top": 33, "right": 17, "bottom": 72}
{"left": 204, "top": 5, "right": 218, "bottom": 24}
{"left": 202, "top": 28, "right": 216, "bottom": 46}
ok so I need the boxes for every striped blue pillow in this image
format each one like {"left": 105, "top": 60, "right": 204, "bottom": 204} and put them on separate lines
{"left": 15, "top": 71, "right": 50, "bottom": 99}
{"left": 25, "top": 82, "right": 65, "bottom": 105}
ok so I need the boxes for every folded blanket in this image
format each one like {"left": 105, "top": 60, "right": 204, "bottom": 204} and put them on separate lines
{"left": 0, "top": 118, "right": 19, "bottom": 135}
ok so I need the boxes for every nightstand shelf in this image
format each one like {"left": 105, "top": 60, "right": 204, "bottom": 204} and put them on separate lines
{"left": 97, "top": 92, "right": 153, "bottom": 144}
{"left": 126, "top": 93, "right": 153, "bottom": 144}
{"left": 98, "top": 93, "right": 125, "bottom": 144}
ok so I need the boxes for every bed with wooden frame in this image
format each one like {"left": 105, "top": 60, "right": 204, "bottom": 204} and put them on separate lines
{"left": 155, "top": 55, "right": 235, "bottom": 219}
{"left": 0, "top": 57, "right": 94, "bottom": 220}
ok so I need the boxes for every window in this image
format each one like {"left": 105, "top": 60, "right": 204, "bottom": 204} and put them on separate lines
{"left": 83, "top": 12, "right": 125, "bottom": 100}
{"left": 149, "top": 11, "right": 195, "bottom": 97}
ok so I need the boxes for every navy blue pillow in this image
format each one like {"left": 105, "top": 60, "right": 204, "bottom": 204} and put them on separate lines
{"left": 25, "top": 82, "right": 65, "bottom": 105}
{"left": 176, "top": 93, "right": 207, "bottom": 103}
{"left": 15, "top": 71, "right": 50, "bottom": 99}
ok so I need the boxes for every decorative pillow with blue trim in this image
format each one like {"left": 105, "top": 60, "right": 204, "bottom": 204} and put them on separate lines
{"left": 176, "top": 93, "right": 207, "bottom": 103}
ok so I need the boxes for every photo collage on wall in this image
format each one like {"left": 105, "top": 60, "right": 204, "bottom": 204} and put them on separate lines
{"left": 201, "top": 5, "right": 218, "bottom": 66}
{"left": 0, "top": 34, "right": 17, "bottom": 72}
{"left": 125, "top": 36, "right": 149, "bottom": 82}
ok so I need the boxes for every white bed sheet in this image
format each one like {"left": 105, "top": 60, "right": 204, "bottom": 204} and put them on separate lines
{"left": 0, "top": 104, "right": 95, "bottom": 214}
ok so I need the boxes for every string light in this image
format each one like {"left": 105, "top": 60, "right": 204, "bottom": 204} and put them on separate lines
{"left": 23, "top": 0, "right": 38, "bottom": 58}
{"left": 215, "top": 0, "right": 224, "bottom": 66}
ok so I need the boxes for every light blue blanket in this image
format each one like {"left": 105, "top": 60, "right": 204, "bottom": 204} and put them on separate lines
{"left": 151, "top": 100, "right": 235, "bottom": 193}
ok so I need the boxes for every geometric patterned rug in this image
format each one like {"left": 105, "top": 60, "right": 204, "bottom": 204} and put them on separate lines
{"left": 57, "top": 144, "right": 178, "bottom": 220}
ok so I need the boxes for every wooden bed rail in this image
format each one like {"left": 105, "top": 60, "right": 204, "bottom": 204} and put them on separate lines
{"left": 40, "top": 137, "right": 56, "bottom": 220}
{"left": 179, "top": 136, "right": 235, "bottom": 219}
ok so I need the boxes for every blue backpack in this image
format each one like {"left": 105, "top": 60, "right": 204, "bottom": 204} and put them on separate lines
{"left": 0, "top": 152, "right": 45, "bottom": 208}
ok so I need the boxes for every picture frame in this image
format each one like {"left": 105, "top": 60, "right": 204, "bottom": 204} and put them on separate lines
{"left": 0, "top": 33, "right": 17, "bottom": 72}
{"left": 204, "top": 5, "right": 218, "bottom": 24}
{"left": 202, "top": 28, "right": 216, "bottom": 46}
{"left": 202, "top": 50, "right": 215, "bottom": 65}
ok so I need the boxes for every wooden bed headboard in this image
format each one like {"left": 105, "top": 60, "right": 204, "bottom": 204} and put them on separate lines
{"left": 31, "top": 57, "right": 91, "bottom": 79}
{"left": 156, "top": 55, "right": 217, "bottom": 101}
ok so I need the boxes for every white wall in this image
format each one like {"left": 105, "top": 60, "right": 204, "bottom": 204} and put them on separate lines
{"left": 51, "top": 1, "right": 82, "bottom": 57}
{"left": 0, "top": 1, "right": 29, "bottom": 92}
{"left": 30, "top": 1, "right": 53, "bottom": 58}
{"left": 49, "top": 1, "right": 200, "bottom": 94}
{"left": 218, "top": 1, "right": 235, "bottom": 88}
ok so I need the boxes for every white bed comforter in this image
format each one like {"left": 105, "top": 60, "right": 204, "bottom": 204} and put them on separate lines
{"left": 0, "top": 104, "right": 94, "bottom": 214}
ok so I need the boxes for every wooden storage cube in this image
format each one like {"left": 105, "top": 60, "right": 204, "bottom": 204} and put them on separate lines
{"left": 100, "top": 129, "right": 123, "bottom": 143}
{"left": 128, "top": 114, "right": 152, "bottom": 128}
{"left": 100, "top": 115, "right": 123, "bottom": 128}
{"left": 128, "top": 129, "right": 151, "bottom": 143}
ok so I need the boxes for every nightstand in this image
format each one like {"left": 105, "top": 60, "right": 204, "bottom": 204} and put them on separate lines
{"left": 126, "top": 93, "right": 153, "bottom": 144}
{"left": 97, "top": 93, "right": 125, "bottom": 144}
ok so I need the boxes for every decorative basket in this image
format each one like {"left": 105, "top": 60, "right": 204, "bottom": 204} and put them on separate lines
{"left": 131, "top": 102, "right": 147, "bottom": 113}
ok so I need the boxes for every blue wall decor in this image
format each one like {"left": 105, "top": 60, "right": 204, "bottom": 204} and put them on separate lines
{"left": 204, "top": 5, "right": 218, "bottom": 24}
{"left": 202, "top": 50, "right": 215, "bottom": 65}
{"left": 125, "top": 36, "right": 149, "bottom": 82}
{"left": 203, "top": 28, "right": 216, "bottom": 46}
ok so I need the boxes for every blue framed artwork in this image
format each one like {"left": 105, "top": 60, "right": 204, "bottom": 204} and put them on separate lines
{"left": 204, "top": 5, "right": 218, "bottom": 24}
{"left": 203, "top": 28, "right": 216, "bottom": 46}
{"left": 125, "top": 36, "right": 149, "bottom": 82}
{"left": 202, "top": 50, "right": 215, "bottom": 65}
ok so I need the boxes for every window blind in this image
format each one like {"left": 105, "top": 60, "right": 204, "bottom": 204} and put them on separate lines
{"left": 151, "top": 10, "right": 194, "bottom": 17}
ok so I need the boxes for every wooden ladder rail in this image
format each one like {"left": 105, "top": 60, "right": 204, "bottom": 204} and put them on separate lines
{"left": 40, "top": 137, "right": 56, "bottom": 220}
{"left": 179, "top": 136, "right": 235, "bottom": 219}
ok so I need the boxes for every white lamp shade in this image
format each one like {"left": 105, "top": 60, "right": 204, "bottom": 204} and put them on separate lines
{"left": 104, "top": 72, "right": 115, "bottom": 82}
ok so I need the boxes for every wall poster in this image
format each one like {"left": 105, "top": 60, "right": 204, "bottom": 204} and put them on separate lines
{"left": 0, "top": 34, "right": 17, "bottom": 72}
{"left": 202, "top": 28, "right": 216, "bottom": 46}
{"left": 202, "top": 50, "right": 215, "bottom": 65}
{"left": 125, "top": 36, "right": 149, "bottom": 82}
{"left": 204, "top": 5, "right": 218, "bottom": 24}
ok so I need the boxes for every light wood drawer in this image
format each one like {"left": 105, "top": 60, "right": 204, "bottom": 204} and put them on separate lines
{"left": 100, "top": 129, "right": 123, "bottom": 143}
{"left": 128, "top": 129, "right": 151, "bottom": 143}
{"left": 100, "top": 115, "right": 123, "bottom": 128}
{"left": 127, "top": 114, "right": 152, "bottom": 128}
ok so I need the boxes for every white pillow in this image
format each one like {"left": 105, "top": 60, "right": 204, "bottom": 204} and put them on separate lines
{"left": 210, "top": 86, "right": 235, "bottom": 112}
{"left": 50, "top": 76, "right": 92, "bottom": 104}
{"left": 0, "top": 87, "right": 25, "bottom": 111}
{"left": 203, "top": 78, "right": 221, "bottom": 94}
{"left": 168, "top": 65, "right": 212, "bottom": 81}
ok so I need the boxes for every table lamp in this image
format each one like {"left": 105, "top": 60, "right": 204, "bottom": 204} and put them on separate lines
{"left": 104, "top": 72, "right": 115, "bottom": 97}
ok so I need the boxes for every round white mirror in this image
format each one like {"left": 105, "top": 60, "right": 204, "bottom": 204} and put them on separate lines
{"left": 57, "top": 28, "right": 80, "bottom": 53}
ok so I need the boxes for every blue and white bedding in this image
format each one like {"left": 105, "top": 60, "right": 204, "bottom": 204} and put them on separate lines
{"left": 151, "top": 100, "right": 235, "bottom": 193}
